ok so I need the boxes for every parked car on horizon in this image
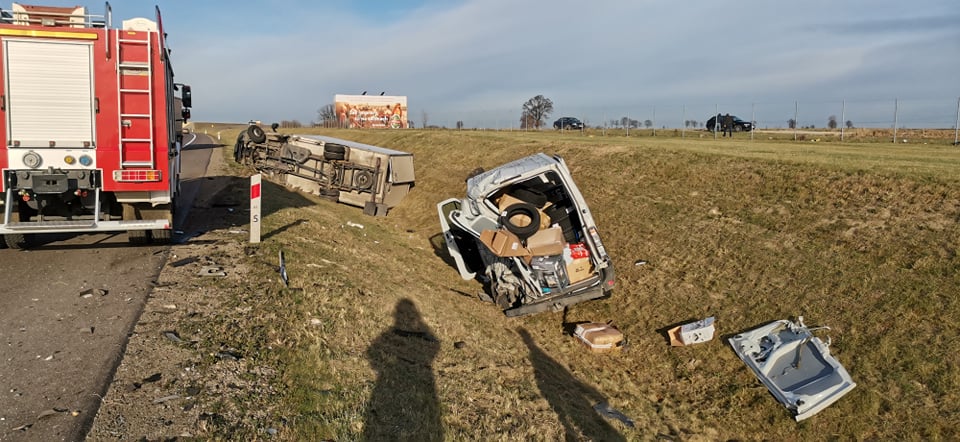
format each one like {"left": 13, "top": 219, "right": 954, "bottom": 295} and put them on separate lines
{"left": 706, "top": 114, "right": 753, "bottom": 132}
{"left": 553, "top": 117, "right": 584, "bottom": 130}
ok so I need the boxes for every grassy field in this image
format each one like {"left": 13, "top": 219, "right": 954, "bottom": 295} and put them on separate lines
{"left": 193, "top": 125, "right": 959, "bottom": 440}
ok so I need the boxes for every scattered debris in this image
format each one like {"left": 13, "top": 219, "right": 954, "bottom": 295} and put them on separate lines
{"left": 574, "top": 323, "right": 625, "bottom": 352}
{"left": 453, "top": 341, "right": 467, "bottom": 349}
{"left": 728, "top": 317, "right": 856, "bottom": 421}
{"left": 668, "top": 317, "right": 716, "bottom": 346}
{"left": 309, "top": 318, "right": 322, "bottom": 326}
{"left": 153, "top": 395, "right": 180, "bottom": 404}
{"left": 12, "top": 424, "right": 32, "bottom": 431}
{"left": 142, "top": 373, "right": 162, "bottom": 383}
{"left": 634, "top": 259, "right": 648, "bottom": 266}
{"left": 216, "top": 350, "right": 242, "bottom": 361}
{"left": 171, "top": 257, "right": 199, "bottom": 267}
{"left": 278, "top": 250, "right": 289, "bottom": 287}
{"left": 37, "top": 408, "right": 68, "bottom": 420}
{"left": 198, "top": 266, "right": 227, "bottom": 277}
{"left": 163, "top": 331, "right": 184, "bottom": 344}
{"left": 392, "top": 329, "right": 438, "bottom": 342}
{"left": 79, "top": 288, "right": 108, "bottom": 298}
{"left": 345, "top": 221, "right": 364, "bottom": 229}
{"left": 593, "top": 402, "right": 635, "bottom": 428}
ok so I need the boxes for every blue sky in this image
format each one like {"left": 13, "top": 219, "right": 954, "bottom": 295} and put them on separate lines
{"left": 22, "top": 0, "right": 960, "bottom": 128}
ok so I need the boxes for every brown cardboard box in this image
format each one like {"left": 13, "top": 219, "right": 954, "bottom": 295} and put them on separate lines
{"left": 566, "top": 257, "right": 594, "bottom": 284}
{"left": 574, "top": 323, "right": 624, "bottom": 352}
{"left": 526, "top": 226, "right": 565, "bottom": 256}
{"left": 479, "top": 229, "right": 528, "bottom": 257}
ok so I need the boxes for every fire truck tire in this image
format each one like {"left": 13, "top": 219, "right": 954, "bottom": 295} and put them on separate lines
{"left": 247, "top": 125, "right": 267, "bottom": 144}
{"left": 128, "top": 230, "right": 149, "bottom": 245}
{"left": 501, "top": 202, "right": 541, "bottom": 240}
{"left": 4, "top": 233, "right": 31, "bottom": 249}
{"left": 151, "top": 229, "right": 172, "bottom": 244}
{"left": 323, "top": 143, "right": 347, "bottom": 161}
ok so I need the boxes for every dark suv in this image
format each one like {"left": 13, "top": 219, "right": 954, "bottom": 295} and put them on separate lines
{"left": 706, "top": 114, "right": 753, "bottom": 132}
{"left": 553, "top": 117, "right": 584, "bottom": 130}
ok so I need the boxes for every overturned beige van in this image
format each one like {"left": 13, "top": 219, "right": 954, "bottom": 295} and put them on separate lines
{"left": 234, "top": 126, "right": 415, "bottom": 216}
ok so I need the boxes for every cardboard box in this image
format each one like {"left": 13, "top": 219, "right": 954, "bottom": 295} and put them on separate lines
{"left": 480, "top": 229, "right": 527, "bottom": 257}
{"left": 526, "top": 226, "right": 565, "bottom": 256}
{"left": 530, "top": 254, "right": 569, "bottom": 289}
{"left": 566, "top": 257, "right": 594, "bottom": 284}
{"left": 668, "top": 317, "right": 716, "bottom": 346}
{"left": 574, "top": 323, "right": 624, "bottom": 352}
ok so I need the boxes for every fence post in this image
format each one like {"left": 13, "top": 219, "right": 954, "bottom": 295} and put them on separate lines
{"left": 794, "top": 101, "right": 798, "bottom": 141}
{"left": 954, "top": 96, "right": 959, "bottom": 146}
{"left": 840, "top": 100, "right": 846, "bottom": 142}
{"left": 893, "top": 98, "right": 899, "bottom": 143}
{"left": 714, "top": 104, "right": 719, "bottom": 139}
{"left": 681, "top": 104, "right": 686, "bottom": 138}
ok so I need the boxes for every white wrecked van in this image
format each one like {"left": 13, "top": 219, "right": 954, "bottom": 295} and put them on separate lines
{"left": 437, "top": 153, "right": 615, "bottom": 316}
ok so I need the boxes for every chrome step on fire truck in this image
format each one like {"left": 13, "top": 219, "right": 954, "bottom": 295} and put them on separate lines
{"left": 0, "top": 2, "right": 191, "bottom": 249}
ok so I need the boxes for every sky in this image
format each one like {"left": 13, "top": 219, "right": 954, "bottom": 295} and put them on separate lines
{"left": 19, "top": 0, "right": 960, "bottom": 128}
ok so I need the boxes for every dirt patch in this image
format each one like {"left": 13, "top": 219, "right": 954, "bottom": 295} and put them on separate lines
{"left": 87, "top": 150, "right": 287, "bottom": 440}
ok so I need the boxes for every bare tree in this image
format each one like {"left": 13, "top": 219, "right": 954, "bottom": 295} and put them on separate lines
{"left": 520, "top": 111, "right": 537, "bottom": 129}
{"left": 644, "top": 119, "right": 653, "bottom": 128}
{"left": 788, "top": 118, "right": 797, "bottom": 129}
{"left": 316, "top": 104, "right": 336, "bottom": 127}
{"left": 421, "top": 110, "right": 429, "bottom": 129}
{"left": 845, "top": 120, "right": 854, "bottom": 129}
{"left": 521, "top": 95, "right": 553, "bottom": 129}
{"left": 456, "top": 120, "right": 464, "bottom": 130}
{"left": 827, "top": 115, "right": 838, "bottom": 129}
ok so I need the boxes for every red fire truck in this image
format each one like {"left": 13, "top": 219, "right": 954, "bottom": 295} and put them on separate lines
{"left": 0, "top": 2, "right": 191, "bottom": 248}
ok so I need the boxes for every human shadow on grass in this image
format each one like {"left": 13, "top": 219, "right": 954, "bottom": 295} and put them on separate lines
{"left": 518, "top": 328, "right": 626, "bottom": 441}
{"left": 363, "top": 299, "right": 442, "bottom": 441}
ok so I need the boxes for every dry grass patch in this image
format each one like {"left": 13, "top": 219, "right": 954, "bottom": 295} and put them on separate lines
{"left": 187, "top": 126, "right": 959, "bottom": 440}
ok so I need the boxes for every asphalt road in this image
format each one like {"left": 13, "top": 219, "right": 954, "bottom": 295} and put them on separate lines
{"left": 0, "top": 133, "right": 216, "bottom": 441}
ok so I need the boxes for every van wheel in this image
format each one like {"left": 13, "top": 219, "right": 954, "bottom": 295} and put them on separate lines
{"left": 247, "top": 125, "right": 267, "bottom": 144}
{"left": 501, "top": 202, "right": 541, "bottom": 240}
{"left": 323, "top": 143, "right": 346, "bottom": 161}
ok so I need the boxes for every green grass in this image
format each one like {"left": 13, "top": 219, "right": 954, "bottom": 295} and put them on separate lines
{"left": 193, "top": 125, "right": 960, "bottom": 440}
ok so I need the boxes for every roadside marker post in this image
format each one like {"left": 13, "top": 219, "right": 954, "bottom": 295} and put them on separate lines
{"left": 250, "top": 174, "right": 262, "bottom": 243}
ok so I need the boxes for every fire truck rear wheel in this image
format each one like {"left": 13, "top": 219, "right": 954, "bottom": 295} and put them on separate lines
{"left": 128, "top": 230, "right": 149, "bottom": 245}
{"left": 247, "top": 125, "right": 267, "bottom": 144}
{"left": 3, "top": 234, "right": 30, "bottom": 249}
{"left": 151, "top": 229, "right": 172, "bottom": 244}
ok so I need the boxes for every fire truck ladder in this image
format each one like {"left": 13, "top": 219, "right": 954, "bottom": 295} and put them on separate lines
{"left": 116, "top": 30, "right": 154, "bottom": 168}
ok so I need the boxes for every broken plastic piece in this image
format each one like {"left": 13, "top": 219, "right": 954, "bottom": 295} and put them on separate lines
{"left": 198, "top": 266, "right": 226, "bottom": 277}
{"left": 668, "top": 317, "right": 715, "bottom": 346}
{"left": 728, "top": 317, "right": 856, "bottom": 421}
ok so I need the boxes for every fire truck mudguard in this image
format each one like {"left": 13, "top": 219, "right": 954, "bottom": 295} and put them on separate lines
{"left": 0, "top": 2, "right": 192, "bottom": 246}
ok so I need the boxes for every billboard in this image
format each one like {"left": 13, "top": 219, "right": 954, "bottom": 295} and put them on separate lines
{"left": 335, "top": 94, "right": 408, "bottom": 129}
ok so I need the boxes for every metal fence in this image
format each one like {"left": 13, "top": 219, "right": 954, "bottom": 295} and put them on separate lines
{"left": 412, "top": 97, "right": 960, "bottom": 143}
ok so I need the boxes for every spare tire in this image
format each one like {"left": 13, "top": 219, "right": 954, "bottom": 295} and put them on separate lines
{"left": 324, "top": 143, "right": 347, "bottom": 161}
{"left": 501, "top": 202, "right": 541, "bottom": 240}
{"left": 247, "top": 125, "right": 266, "bottom": 143}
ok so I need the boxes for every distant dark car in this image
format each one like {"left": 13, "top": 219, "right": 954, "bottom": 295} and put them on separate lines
{"left": 553, "top": 117, "right": 584, "bottom": 130}
{"left": 706, "top": 114, "right": 753, "bottom": 132}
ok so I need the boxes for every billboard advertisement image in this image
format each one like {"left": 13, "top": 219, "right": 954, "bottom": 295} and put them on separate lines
{"left": 335, "top": 94, "right": 408, "bottom": 129}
